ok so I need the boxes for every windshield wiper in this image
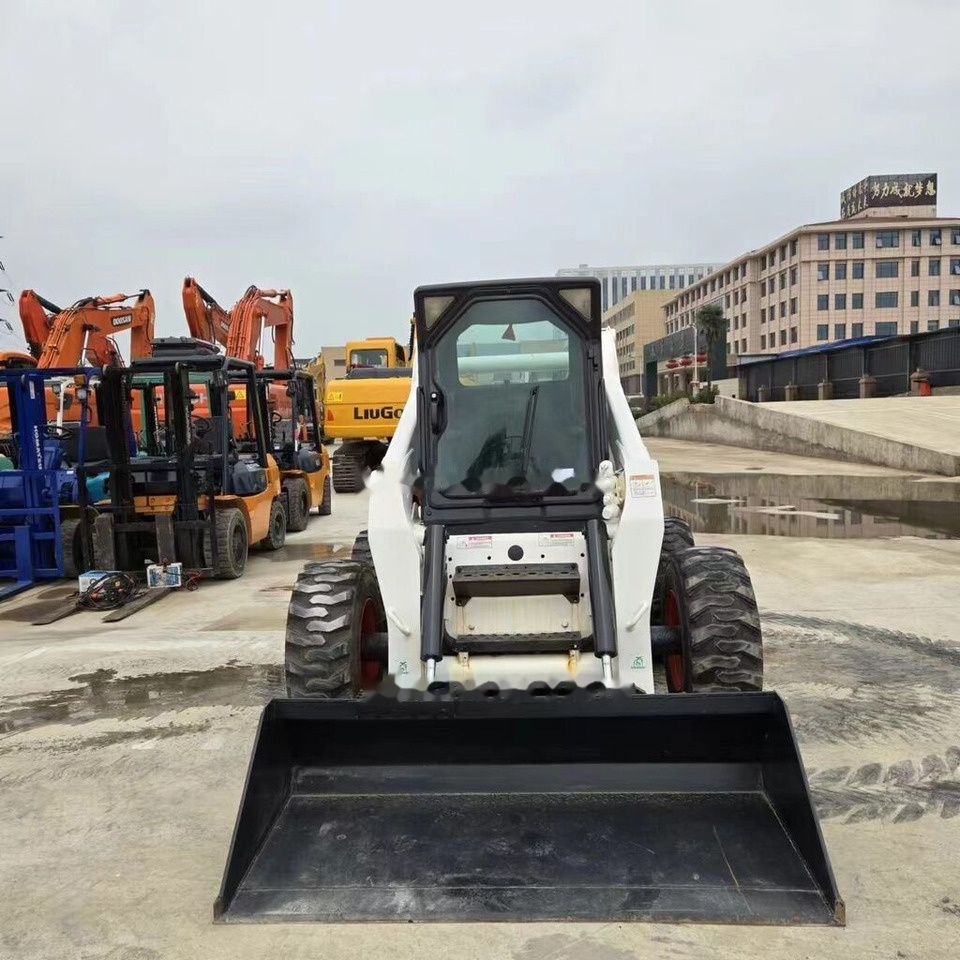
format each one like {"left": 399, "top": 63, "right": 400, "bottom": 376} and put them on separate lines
{"left": 519, "top": 385, "right": 540, "bottom": 478}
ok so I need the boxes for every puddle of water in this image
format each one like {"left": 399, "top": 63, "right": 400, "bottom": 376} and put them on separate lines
{"left": 0, "top": 663, "right": 283, "bottom": 738}
{"left": 662, "top": 474, "right": 960, "bottom": 539}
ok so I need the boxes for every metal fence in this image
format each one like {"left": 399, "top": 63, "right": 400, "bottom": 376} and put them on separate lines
{"left": 741, "top": 327, "right": 960, "bottom": 401}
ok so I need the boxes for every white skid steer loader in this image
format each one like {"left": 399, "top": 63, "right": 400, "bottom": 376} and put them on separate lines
{"left": 216, "top": 278, "right": 843, "bottom": 927}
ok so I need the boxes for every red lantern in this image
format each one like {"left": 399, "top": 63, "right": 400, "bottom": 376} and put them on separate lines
{"left": 679, "top": 356, "right": 693, "bottom": 367}
{"left": 666, "top": 359, "right": 679, "bottom": 369}
{"left": 696, "top": 352, "right": 707, "bottom": 363}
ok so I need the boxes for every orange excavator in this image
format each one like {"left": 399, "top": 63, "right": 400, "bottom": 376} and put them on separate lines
{"left": 1, "top": 290, "right": 156, "bottom": 433}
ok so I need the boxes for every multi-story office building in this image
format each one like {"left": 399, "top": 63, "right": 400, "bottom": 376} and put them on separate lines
{"left": 556, "top": 262, "right": 721, "bottom": 313}
{"left": 662, "top": 173, "right": 959, "bottom": 358}
{"left": 602, "top": 290, "right": 674, "bottom": 395}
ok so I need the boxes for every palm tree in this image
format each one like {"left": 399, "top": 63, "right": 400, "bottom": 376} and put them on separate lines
{"left": 694, "top": 304, "right": 727, "bottom": 390}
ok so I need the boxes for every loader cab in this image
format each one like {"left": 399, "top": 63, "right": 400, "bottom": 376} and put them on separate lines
{"left": 414, "top": 280, "right": 605, "bottom": 517}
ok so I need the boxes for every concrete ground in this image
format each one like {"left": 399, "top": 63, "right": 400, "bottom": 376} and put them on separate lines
{"left": 1, "top": 441, "right": 959, "bottom": 960}
{"left": 766, "top": 395, "right": 960, "bottom": 458}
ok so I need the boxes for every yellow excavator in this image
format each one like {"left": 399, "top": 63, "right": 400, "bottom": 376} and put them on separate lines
{"left": 323, "top": 320, "right": 414, "bottom": 492}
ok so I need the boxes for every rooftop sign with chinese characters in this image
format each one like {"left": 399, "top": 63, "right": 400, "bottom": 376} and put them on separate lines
{"left": 840, "top": 174, "right": 937, "bottom": 219}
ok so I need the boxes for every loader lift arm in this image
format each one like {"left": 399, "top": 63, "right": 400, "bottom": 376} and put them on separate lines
{"left": 225, "top": 286, "right": 294, "bottom": 371}
{"left": 182, "top": 277, "right": 231, "bottom": 348}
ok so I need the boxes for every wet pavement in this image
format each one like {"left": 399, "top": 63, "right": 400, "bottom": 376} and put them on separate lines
{"left": 2, "top": 443, "right": 960, "bottom": 959}
{"left": 662, "top": 473, "right": 960, "bottom": 539}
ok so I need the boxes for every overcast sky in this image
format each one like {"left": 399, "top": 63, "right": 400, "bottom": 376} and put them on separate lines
{"left": 2, "top": 0, "right": 959, "bottom": 355}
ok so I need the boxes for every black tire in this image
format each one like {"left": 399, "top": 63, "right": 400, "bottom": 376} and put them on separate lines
{"left": 260, "top": 498, "right": 287, "bottom": 551}
{"left": 652, "top": 517, "right": 695, "bottom": 625}
{"left": 332, "top": 450, "right": 365, "bottom": 493}
{"left": 352, "top": 529, "right": 371, "bottom": 564}
{"left": 204, "top": 507, "right": 248, "bottom": 579}
{"left": 660, "top": 545, "right": 762, "bottom": 693}
{"left": 318, "top": 474, "right": 332, "bottom": 516}
{"left": 284, "top": 477, "right": 310, "bottom": 532}
{"left": 60, "top": 518, "right": 84, "bottom": 579}
{"left": 285, "top": 560, "right": 386, "bottom": 698}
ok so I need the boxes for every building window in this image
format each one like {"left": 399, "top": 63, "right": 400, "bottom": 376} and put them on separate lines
{"left": 790, "top": 327, "right": 798, "bottom": 344}
{"left": 835, "top": 262, "right": 847, "bottom": 280}
{"left": 835, "top": 323, "right": 847, "bottom": 340}
{"left": 911, "top": 260, "right": 921, "bottom": 277}
{"left": 835, "top": 293, "right": 846, "bottom": 310}
{"left": 790, "top": 239, "right": 798, "bottom": 256}
{"left": 790, "top": 266, "right": 797, "bottom": 285}
{"left": 952, "top": 230, "right": 960, "bottom": 245}
{"left": 779, "top": 301, "right": 786, "bottom": 318}
{"left": 733, "top": 315, "right": 738, "bottom": 329}
{"left": 741, "top": 338, "right": 746, "bottom": 353}
{"left": 951, "top": 290, "right": 960, "bottom": 306}
{"left": 639, "top": 277, "right": 647, "bottom": 291}
{"left": 950, "top": 319, "right": 960, "bottom": 328}
{"left": 852, "top": 293, "right": 864, "bottom": 309}
{"left": 780, "top": 329, "right": 787, "bottom": 346}
{"left": 852, "top": 322, "right": 864, "bottom": 338}
{"left": 760, "top": 334, "right": 766, "bottom": 349}
{"left": 912, "top": 230, "right": 922, "bottom": 247}
{"left": 760, "top": 280, "right": 766, "bottom": 296}
{"left": 631, "top": 276, "right": 637, "bottom": 292}
{"left": 741, "top": 288, "right": 747, "bottom": 302}
{"left": 876, "top": 291, "right": 899, "bottom": 308}
{"left": 929, "top": 289, "right": 940, "bottom": 307}
{"left": 835, "top": 233, "right": 847, "bottom": 250}
{"left": 769, "top": 252, "right": 776, "bottom": 268}
{"left": 852, "top": 261, "right": 864, "bottom": 279}
{"left": 928, "top": 319, "right": 940, "bottom": 332}
{"left": 875, "top": 321, "right": 898, "bottom": 336}
{"left": 851, "top": 232, "right": 864, "bottom": 249}
{"left": 876, "top": 230, "right": 900, "bottom": 248}
{"left": 817, "top": 294, "right": 829, "bottom": 310}
{"left": 623, "top": 277, "right": 629, "bottom": 296}
{"left": 817, "top": 233, "right": 830, "bottom": 251}
{"left": 760, "top": 307, "right": 766, "bottom": 323}
{"left": 725, "top": 293, "right": 731, "bottom": 308}
{"left": 817, "top": 263, "right": 830, "bottom": 281}
{"left": 780, "top": 271, "right": 786, "bottom": 289}
{"left": 931, "top": 229, "right": 942, "bottom": 246}
{"left": 911, "top": 291, "right": 920, "bottom": 307}
{"left": 816, "top": 324, "right": 829, "bottom": 341}
{"left": 951, "top": 259, "right": 960, "bottom": 276}
{"left": 790, "top": 297, "right": 797, "bottom": 314}
{"left": 910, "top": 320, "right": 920, "bottom": 334}
{"left": 930, "top": 258, "right": 942, "bottom": 276}
{"left": 875, "top": 261, "right": 899, "bottom": 278}
{"left": 780, "top": 245, "right": 787, "bottom": 262}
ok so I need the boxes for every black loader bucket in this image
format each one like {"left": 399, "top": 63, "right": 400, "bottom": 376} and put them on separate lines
{"left": 215, "top": 688, "right": 843, "bottom": 925}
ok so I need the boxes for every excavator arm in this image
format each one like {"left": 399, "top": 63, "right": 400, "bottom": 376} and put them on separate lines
{"left": 182, "top": 277, "right": 231, "bottom": 347}
{"left": 225, "top": 286, "right": 294, "bottom": 370}
{"left": 37, "top": 290, "right": 156, "bottom": 368}
{"left": 18, "top": 290, "right": 63, "bottom": 359}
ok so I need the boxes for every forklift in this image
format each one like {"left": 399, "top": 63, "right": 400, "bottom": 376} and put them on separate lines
{"left": 255, "top": 368, "right": 331, "bottom": 531}
{"left": 80, "top": 348, "right": 287, "bottom": 582}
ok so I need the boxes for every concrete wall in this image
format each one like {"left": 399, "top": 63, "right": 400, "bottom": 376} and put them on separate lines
{"left": 636, "top": 396, "right": 960, "bottom": 475}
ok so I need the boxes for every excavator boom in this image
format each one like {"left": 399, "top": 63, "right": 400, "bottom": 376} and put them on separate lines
{"left": 225, "top": 286, "right": 294, "bottom": 370}
{"left": 36, "top": 290, "right": 156, "bottom": 369}
{"left": 182, "top": 277, "right": 231, "bottom": 347}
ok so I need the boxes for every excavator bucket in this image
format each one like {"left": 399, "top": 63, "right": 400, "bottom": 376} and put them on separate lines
{"left": 215, "top": 688, "right": 843, "bottom": 925}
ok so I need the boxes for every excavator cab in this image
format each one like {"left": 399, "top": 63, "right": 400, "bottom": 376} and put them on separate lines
{"left": 216, "top": 279, "right": 842, "bottom": 927}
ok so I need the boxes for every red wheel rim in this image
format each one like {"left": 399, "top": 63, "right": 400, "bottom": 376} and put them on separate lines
{"left": 359, "top": 598, "right": 382, "bottom": 690}
{"left": 664, "top": 589, "right": 685, "bottom": 693}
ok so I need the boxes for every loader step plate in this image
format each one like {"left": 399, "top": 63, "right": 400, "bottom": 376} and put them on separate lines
{"left": 216, "top": 690, "right": 843, "bottom": 925}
